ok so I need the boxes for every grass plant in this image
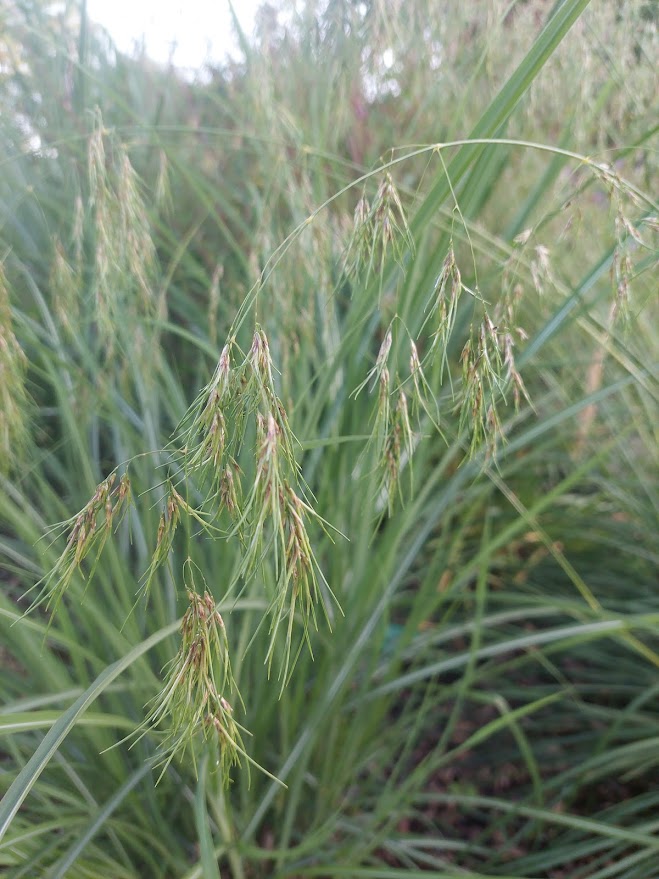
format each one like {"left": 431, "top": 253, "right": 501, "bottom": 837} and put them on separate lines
{"left": 0, "top": 1, "right": 657, "bottom": 877}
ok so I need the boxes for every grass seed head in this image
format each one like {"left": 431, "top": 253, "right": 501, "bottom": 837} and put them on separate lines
{"left": 32, "top": 471, "right": 133, "bottom": 615}
{"left": 141, "top": 568, "right": 246, "bottom": 786}
{"left": 458, "top": 319, "right": 506, "bottom": 459}
{"left": 530, "top": 245, "right": 553, "bottom": 294}
{"left": 428, "top": 245, "right": 462, "bottom": 379}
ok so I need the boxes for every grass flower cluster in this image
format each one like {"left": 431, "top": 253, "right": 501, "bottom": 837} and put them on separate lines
{"left": 344, "top": 172, "right": 415, "bottom": 289}
{"left": 30, "top": 472, "right": 132, "bottom": 615}
{"left": 134, "top": 564, "right": 248, "bottom": 784}
{"left": 177, "top": 327, "right": 339, "bottom": 673}
{"left": 31, "top": 323, "right": 340, "bottom": 779}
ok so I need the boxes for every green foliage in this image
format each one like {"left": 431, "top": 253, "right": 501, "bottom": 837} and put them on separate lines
{"left": 1, "top": 1, "right": 658, "bottom": 877}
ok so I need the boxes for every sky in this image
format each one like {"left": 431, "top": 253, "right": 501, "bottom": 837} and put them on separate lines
{"left": 85, "top": 0, "right": 262, "bottom": 70}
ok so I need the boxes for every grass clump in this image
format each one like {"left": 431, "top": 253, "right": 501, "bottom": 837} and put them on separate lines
{"left": 0, "top": 1, "right": 658, "bottom": 877}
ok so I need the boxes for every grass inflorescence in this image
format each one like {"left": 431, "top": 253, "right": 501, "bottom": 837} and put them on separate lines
{"left": 131, "top": 562, "right": 248, "bottom": 784}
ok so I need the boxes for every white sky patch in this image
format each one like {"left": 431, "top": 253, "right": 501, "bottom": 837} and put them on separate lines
{"left": 85, "top": 0, "right": 261, "bottom": 69}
